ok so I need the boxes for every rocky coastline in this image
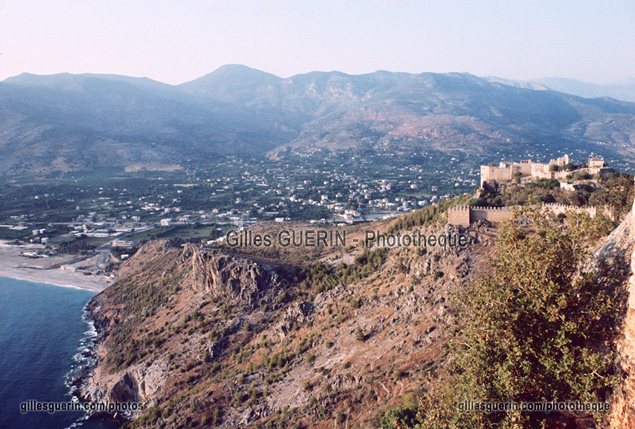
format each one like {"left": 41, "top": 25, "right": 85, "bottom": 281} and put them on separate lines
{"left": 67, "top": 300, "right": 134, "bottom": 427}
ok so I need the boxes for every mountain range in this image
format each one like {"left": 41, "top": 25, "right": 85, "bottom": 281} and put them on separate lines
{"left": 1, "top": 65, "right": 635, "bottom": 175}
{"left": 534, "top": 77, "right": 635, "bottom": 103}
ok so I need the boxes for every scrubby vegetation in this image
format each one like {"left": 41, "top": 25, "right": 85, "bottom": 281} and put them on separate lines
{"left": 387, "top": 195, "right": 472, "bottom": 234}
{"left": 381, "top": 210, "right": 622, "bottom": 428}
{"left": 293, "top": 247, "right": 388, "bottom": 293}
{"left": 100, "top": 250, "right": 186, "bottom": 371}
{"left": 591, "top": 172, "right": 635, "bottom": 218}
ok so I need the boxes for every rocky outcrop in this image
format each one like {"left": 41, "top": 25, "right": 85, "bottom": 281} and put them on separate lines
{"left": 276, "top": 300, "right": 315, "bottom": 336}
{"left": 110, "top": 373, "right": 141, "bottom": 403}
{"left": 181, "top": 244, "right": 282, "bottom": 308}
{"left": 585, "top": 212, "right": 633, "bottom": 274}
{"left": 609, "top": 196, "right": 635, "bottom": 427}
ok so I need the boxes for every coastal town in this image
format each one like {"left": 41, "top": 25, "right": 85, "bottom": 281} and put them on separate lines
{"left": 0, "top": 153, "right": 476, "bottom": 250}
{"left": 0, "top": 154, "right": 615, "bottom": 246}
{"left": 0, "top": 152, "right": 620, "bottom": 289}
{"left": 0, "top": 152, "right": 472, "bottom": 286}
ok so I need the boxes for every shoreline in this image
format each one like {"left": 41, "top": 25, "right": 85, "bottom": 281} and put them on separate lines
{"left": 0, "top": 274, "right": 105, "bottom": 293}
{"left": 0, "top": 241, "right": 112, "bottom": 293}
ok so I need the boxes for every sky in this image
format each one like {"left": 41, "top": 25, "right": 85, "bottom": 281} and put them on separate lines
{"left": 1, "top": 0, "right": 634, "bottom": 85}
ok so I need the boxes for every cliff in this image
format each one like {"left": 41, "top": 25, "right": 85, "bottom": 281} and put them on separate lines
{"left": 79, "top": 223, "right": 490, "bottom": 427}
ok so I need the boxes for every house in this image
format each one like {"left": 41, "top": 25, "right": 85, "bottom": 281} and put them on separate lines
{"left": 111, "top": 239, "right": 134, "bottom": 248}
{"left": 588, "top": 158, "right": 605, "bottom": 169}
{"left": 587, "top": 157, "right": 613, "bottom": 174}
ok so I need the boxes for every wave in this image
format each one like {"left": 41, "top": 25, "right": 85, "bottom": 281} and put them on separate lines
{"left": 64, "top": 302, "right": 99, "bottom": 428}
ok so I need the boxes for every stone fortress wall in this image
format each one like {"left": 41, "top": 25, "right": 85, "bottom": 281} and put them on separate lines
{"left": 480, "top": 155, "right": 613, "bottom": 187}
{"left": 448, "top": 203, "right": 613, "bottom": 227}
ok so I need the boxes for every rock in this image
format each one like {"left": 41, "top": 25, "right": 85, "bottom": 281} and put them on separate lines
{"left": 182, "top": 244, "right": 282, "bottom": 309}
{"left": 110, "top": 373, "right": 140, "bottom": 403}
{"left": 276, "top": 300, "right": 315, "bottom": 335}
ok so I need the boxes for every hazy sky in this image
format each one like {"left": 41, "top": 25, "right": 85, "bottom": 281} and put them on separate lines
{"left": 1, "top": 0, "right": 633, "bottom": 85}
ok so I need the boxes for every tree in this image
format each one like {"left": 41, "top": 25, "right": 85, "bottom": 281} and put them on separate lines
{"left": 453, "top": 213, "right": 616, "bottom": 425}
{"left": 574, "top": 171, "right": 592, "bottom": 181}
{"left": 563, "top": 163, "right": 576, "bottom": 171}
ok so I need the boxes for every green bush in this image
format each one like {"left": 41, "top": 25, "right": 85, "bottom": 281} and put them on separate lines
{"left": 382, "top": 213, "right": 619, "bottom": 427}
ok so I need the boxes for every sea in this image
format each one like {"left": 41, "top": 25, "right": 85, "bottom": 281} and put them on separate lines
{"left": 0, "top": 276, "right": 120, "bottom": 429}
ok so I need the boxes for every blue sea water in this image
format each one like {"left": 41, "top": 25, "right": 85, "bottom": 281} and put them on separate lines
{"left": 0, "top": 276, "right": 120, "bottom": 429}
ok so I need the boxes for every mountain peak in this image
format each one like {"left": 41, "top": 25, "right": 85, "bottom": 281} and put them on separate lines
{"left": 178, "top": 64, "right": 281, "bottom": 94}
{"left": 211, "top": 64, "right": 277, "bottom": 76}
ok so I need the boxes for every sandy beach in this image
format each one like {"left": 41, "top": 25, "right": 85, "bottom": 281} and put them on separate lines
{"left": 0, "top": 241, "right": 112, "bottom": 292}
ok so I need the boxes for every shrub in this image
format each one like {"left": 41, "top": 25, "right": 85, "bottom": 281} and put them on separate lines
{"left": 382, "top": 213, "right": 620, "bottom": 427}
{"left": 355, "top": 326, "right": 366, "bottom": 342}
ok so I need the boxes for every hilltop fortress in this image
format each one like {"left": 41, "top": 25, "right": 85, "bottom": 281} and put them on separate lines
{"left": 480, "top": 154, "right": 612, "bottom": 186}
{"left": 449, "top": 155, "right": 616, "bottom": 227}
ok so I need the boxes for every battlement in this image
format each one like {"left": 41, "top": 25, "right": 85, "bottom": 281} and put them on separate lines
{"left": 470, "top": 206, "right": 515, "bottom": 211}
{"left": 543, "top": 203, "right": 587, "bottom": 209}
{"left": 448, "top": 203, "right": 614, "bottom": 227}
